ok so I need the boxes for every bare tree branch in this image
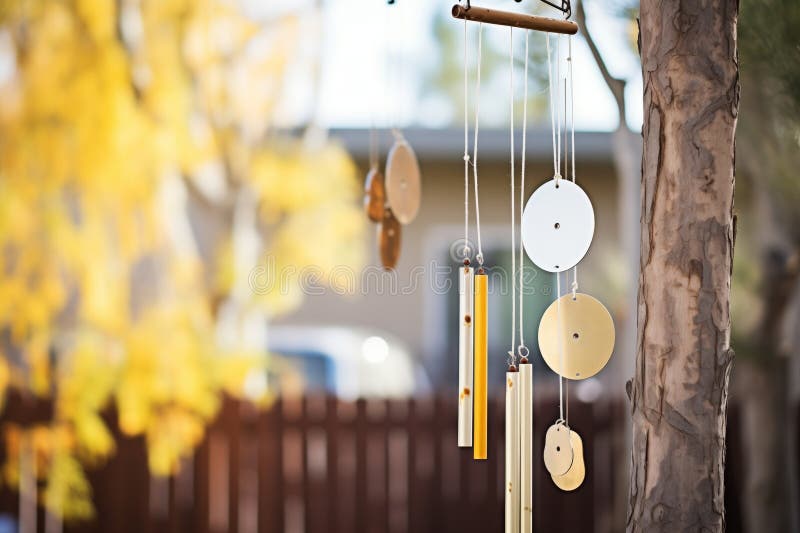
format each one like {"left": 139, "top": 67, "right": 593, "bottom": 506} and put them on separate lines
{"left": 575, "top": 0, "right": 627, "bottom": 125}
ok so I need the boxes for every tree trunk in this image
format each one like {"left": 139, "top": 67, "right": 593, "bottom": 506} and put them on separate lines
{"left": 628, "top": 1, "right": 739, "bottom": 531}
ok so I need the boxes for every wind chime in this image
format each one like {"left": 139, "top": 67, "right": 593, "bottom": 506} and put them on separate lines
{"left": 453, "top": 1, "right": 616, "bottom": 531}
{"left": 364, "top": 130, "right": 421, "bottom": 270}
{"left": 364, "top": 0, "right": 422, "bottom": 270}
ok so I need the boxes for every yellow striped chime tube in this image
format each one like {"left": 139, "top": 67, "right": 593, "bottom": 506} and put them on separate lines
{"left": 474, "top": 270, "right": 488, "bottom": 460}
{"left": 519, "top": 360, "right": 533, "bottom": 531}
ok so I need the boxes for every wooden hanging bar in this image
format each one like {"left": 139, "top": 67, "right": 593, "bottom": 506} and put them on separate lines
{"left": 451, "top": 4, "right": 578, "bottom": 35}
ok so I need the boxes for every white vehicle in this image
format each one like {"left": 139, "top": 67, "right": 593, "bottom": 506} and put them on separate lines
{"left": 267, "top": 326, "right": 429, "bottom": 399}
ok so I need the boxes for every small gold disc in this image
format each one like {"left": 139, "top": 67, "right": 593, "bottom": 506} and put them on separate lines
{"left": 543, "top": 422, "right": 573, "bottom": 476}
{"left": 551, "top": 429, "right": 585, "bottom": 492}
{"left": 538, "top": 292, "right": 615, "bottom": 380}
{"left": 385, "top": 139, "right": 421, "bottom": 225}
{"left": 378, "top": 208, "right": 401, "bottom": 270}
{"left": 364, "top": 167, "right": 385, "bottom": 223}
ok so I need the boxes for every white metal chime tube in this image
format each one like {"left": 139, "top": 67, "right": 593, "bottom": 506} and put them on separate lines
{"left": 505, "top": 370, "right": 520, "bottom": 533}
{"left": 458, "top": 265, "right": 475, "bottom": 447}
{"left": 519, "top": 361, "right": 533, "bottom": 531}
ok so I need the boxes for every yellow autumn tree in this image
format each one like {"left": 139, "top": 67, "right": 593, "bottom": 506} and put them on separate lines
{"left": 0, "top": 0, "right": 364, "bottom": 521}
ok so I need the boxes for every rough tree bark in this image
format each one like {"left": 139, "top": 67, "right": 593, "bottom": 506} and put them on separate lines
{"left": 628, "top": 0, "right": 739, "bottom": 531}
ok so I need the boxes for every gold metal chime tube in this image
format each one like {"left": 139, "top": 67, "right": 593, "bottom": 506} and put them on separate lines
{"left": 473, "top": 270, "right": 488, "bottom": 460}
{"left": 458, "top": 265, "right": 474, "bottom": 447}
{"left": 519, "top": 361, "right": 533, "bottom": 531}
{"left": 505, "top": 369, "right": 520, "bottom": 533}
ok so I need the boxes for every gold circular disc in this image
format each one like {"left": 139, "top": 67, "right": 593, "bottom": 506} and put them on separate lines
{"left": 543, "top": 422, "right": 573, "bottom": 476}
{"left": 385, "top": 139, "right": 421, "bottom": 225}
{"left": 538, "top": 292, "right": 615, "bottom": 380}
{"left": 364, "top": 167, "right": 385, "bottom": 223}
{"left": 551, "top": 429, "right": 585, "bottom": 491}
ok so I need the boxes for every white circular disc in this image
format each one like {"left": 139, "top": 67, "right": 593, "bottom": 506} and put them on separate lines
{"left": 521, "top": 179, "right": 594, "bottom": 272}
{"left": 385, "top": 140, "right": 421, "bottom": 225}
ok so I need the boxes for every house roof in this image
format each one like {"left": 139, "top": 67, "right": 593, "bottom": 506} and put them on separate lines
{"left": 331, "top": 128, "right": 634, "bottom": 162}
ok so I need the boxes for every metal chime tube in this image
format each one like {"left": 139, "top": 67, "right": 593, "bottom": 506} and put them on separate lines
{"left": 458, "top": 265, "right": 475, "bottom": 447}
{"left": 473, "top": 271, "right": 488, "bottom": 460}
{"left": 505, "top": 370, "right": 520, "bottom": 533}
{"left": 519, "top": 361, "right": 533, "bottom": 531}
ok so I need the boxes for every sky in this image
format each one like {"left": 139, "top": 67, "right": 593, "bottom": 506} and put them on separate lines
{"left": 264, "top": 0, "right": 643, "bottom": 132}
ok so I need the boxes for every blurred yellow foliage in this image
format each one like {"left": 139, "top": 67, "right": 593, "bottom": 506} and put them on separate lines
{"left": 0, "top": 0, "right": 364, "bottom": 522}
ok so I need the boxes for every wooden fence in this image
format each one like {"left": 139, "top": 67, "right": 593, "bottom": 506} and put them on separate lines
{"left": 0, "top": 393, "right": 775, "bottom": 533}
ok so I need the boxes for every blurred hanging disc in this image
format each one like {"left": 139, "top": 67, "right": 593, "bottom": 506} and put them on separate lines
{"left": 385, "top": 137, "right": 421, "bottom": 225}
{"left": 379, "top": 208, "right": 401, "bottom": 270}
{"left": 521, "top": 179, "right": 594, "bottom": 272}
{"left": 538, "top": 292, "right": 615, "bottom": 380}
{"left": 551, "top": 429, "right": 585, "bottom": 491}
{"left": 364, "top": 167, "right": 385, "bottom": 223}
{"left": 543, "top": 421, "right": 573, "bottom": 476}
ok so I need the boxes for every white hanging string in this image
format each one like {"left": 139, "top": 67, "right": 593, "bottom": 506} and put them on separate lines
{"left": 369, "top": 124, "right": 378, "bottom": 171}
{"left": 546, "top": 35, "right": 557, "bottom": 178}
{"left": 564, "top": 80, "right": 568, "bottom": 179}
{"left": 463, "top": 19, "right": 470, "bottom": 260}
{"left": 518, "top": 30, "right": 529, "bottom": 356}
{"left": 509, "top": 27, "right": 516, "bottom": 367}
{"left": 472, "top": 23, "right": 485, "bottom": 266}
{"left": 568, "top": 36, "right": 579, "bottom": 298}
{"left": 569, "top": 37, "right": 576, "bottom": 183}
{"left": 565, "top": 36, "right": 577, "bottom": 425}
{"left": 369, "top": 8, "right": 379, "bottom": 174}
{"left": 558, "top": 80, "right": 569, "bottom": 179}
{"left": 383, "top": 2, "right": 396, "bottom": 135}
{"left": 556, "top": 271, "right": 564, "bottom": 422}
{"left": 556, "top": 37, "right": 562, "bottom": 183}
{"left": 379, "top": 3, "right": 390, "bottom": 160}
{"left": 566, "top": 374, "right": 569, "bottom": 425}
{"left": 560, "top": 50, "right": 570, "bottom": 424}
{"left": 547, "top": 33, "right": 567, "bottom": 424}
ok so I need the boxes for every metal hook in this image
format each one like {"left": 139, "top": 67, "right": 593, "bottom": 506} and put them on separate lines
{"left": 518, "top": 345, "right": 530, "bottom": 360}
{"left": 535, "top": 0, "right": 572, "bottom": 19}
